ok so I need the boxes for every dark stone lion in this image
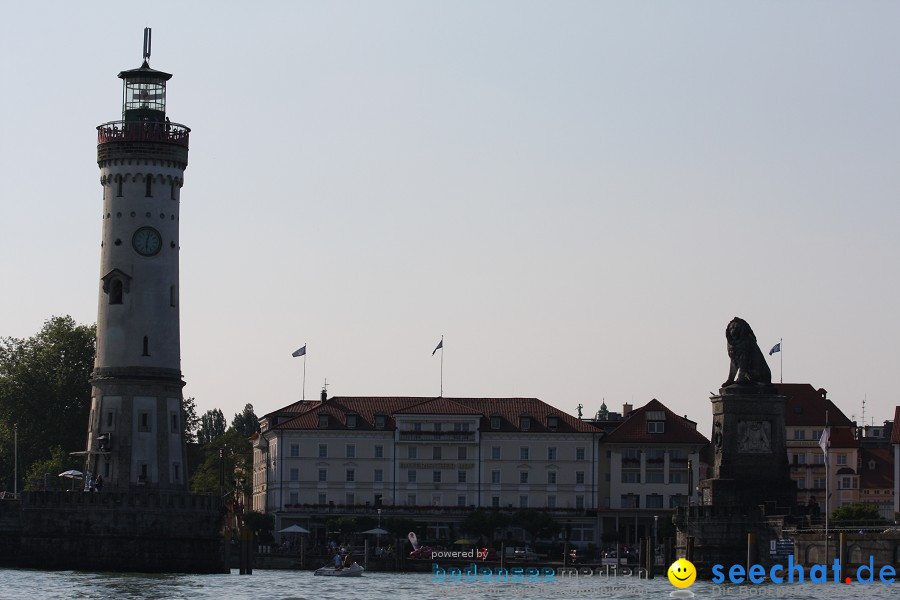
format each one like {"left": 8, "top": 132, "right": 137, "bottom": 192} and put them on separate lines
{"left": 723, "top": 317, "right": 772, "bottom": 387}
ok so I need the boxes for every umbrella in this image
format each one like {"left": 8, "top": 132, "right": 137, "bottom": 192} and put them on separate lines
{"left": 454, "top": 538, "right": 473, "bottom": 545}
{"left": 58, "top": 470, "right": 83, "bottom": 491}
{"left": 361, "top": 528, "right": 389, "bottom": 535}
{"left": 279, "top": 525, "right": 310, "bottom": 534}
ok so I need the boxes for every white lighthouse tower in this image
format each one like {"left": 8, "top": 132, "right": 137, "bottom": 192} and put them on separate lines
{"left": 85, "top": 29, "right": 190, "bottom": 491}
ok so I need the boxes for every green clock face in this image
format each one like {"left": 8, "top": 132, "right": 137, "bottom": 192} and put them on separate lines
{"left": 132, "top": 227, "right": 162, "bottom": 256}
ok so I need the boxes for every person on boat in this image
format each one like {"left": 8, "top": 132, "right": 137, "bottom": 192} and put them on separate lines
{"left": 333, "top": 552, "right": 343, "bottom": 570}
{"left": 342, "top": 551, "right": 354, "bottom": 568}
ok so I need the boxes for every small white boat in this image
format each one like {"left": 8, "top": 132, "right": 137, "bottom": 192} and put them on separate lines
{"left": 314, "top": 562, "right": 364, "bottom": 577}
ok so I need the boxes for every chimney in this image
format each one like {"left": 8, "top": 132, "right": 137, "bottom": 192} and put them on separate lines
{"left": 321, "top": 388, "right": 328, "bottom": 402}
{"left": 623, "top": 403, "right": 633, "bottom": 416}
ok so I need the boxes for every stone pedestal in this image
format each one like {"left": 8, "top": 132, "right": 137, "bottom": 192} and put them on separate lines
{"left": 701, "top": 385, "right": 796, "bottom": 509}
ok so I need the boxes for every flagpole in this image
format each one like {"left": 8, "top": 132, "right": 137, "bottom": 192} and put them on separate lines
{"left": 302, "top": 352, "right": 307, "bottom": 402}
{"left": 440, "top": 335, "right": 444, "bottom": 398}
{"left": 824, "top": 410, "right": 829, "bottom": 568}
{"left": 780, "top": 337, "right": 783, "bottom": 383}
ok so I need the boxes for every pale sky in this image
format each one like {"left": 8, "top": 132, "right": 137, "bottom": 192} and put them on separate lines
{"left": 1, "top": 1, "right": 898, "bottom": 437}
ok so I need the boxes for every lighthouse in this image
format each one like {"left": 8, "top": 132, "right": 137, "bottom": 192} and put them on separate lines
{"left": 85, "top": 29, "right": 190, "bottom": 491}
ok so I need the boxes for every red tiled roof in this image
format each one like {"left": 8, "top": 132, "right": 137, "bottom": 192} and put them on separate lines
{"left": 774, "top": 383, "right": 853, "bottom": 427}
{"left": 828, "top": 426, "right": 860, "bottom": 449}
{"left": 266, "top": 396, "right": 600, "bottom": 434}
{"left": 891, "top": 407, "right": 900, "bottom": 445}
{"left": 859, "top": 447, "right": 894, "bottom": 490}
{"left": 603, "top": 399, "right": 709, "bottom": 445}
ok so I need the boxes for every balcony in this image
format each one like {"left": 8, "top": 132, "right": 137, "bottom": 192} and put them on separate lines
{"left": 97, "top": 120, "right": 190, "bottom": 148}
{"left": 398, "top": 431, "right": 476, "bottom": 443}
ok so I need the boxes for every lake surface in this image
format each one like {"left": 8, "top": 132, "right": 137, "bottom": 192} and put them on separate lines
{"left": 0, "top": 568, "right": 894, "bottom": 599}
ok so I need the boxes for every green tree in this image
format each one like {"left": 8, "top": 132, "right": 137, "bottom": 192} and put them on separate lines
{"left": 23, "top": 445, "right": 81, "bottom": 491}
{"left": 231, "top": 403, "right": 260, "bottom": 438}
{"left": 181, "top": 397, "right": 200, "bottom": 444}
{"left": 460, "top": 509, "right": 511, "bottom": 544}
{"left": 0, "top": 316, "right": 95, "bottom": 492}
{"left": 831, "top": 502, "right": 885, "bottom": 527}
{"left": 244, "top": 510, "right": 275, "bottom": 544}
{"left": 512, "top": 509, "right": 560, "bottom": 543}
{"left": 198, "top": 408, "right": 227, "bottom": 445}
{"left": 189, "top": 428, "right": 251, "bottom": 496}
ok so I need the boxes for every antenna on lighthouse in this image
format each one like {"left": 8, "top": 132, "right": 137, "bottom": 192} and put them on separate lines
{"left": 143, "top": 27, "right": 152, "bottom": 62}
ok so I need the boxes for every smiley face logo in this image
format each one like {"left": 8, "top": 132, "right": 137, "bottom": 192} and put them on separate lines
{"left": 668, "top": 558, "right": 696, "bottom": 588}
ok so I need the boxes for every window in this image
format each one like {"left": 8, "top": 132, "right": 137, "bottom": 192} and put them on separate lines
{"left": 318, "top": 414, "right": 329, "bottom": 428}
{"left": 837, "top": 454, "right": 848, "bottom": 466}
{"left": 318, "top": 469, "right": 327, "bottom": 482}
{"left": 433, "top": 471, "right": 442, "bottom": 483}
{"left": 794, "top": 430, "right": 806, "bottom": 441}
{"left": 105, "top": 411, "right": 114, "bottom": 429}
{"left": 491, "top": 416, "right": 501, "bottom": 430}
{"left": 142, "top": 336, "right": 150, "bottom": 356}
{"left": 548, "top": 447, "right": 557, "bottom": 461}
{"left": 374, "top": 469, "right": 383, "bottom": 483}
{"left": 433, "top": 446, "right": 441, "bottom": 460}
{"left": 434, "top": 422, "right": 442, "bottom": 432}
{"left": 170, "top": 181, "right": 176, "bottom": 200}
{"left": 347, "top": 414, "right": 358, "bottom": 429}
{"left": 346, "top": 493, "right": 355, "bottom": 505}
{"left": 414, "top": 423, "right": 422, "bottom": 432}
{"left": 520, "top": 417, "right": 531, "bottom": 431}
{"left": 138, "top": 412, "right": 151, "bottom": 432}
{"left": 116, "top": 176, "right": 123, "bottom": 197}
{"left": 646, "top": 471, "right": 665, "bottom": 483}
{"left": 346, "top": 444, "right": 356, "bottom": 458}
{"left": 407, "top": 494, "right": 417, "bottom": 506}
{"left": 318, "top": 493, "right": 326, "bottom": 505}
{"left": 547, "top": 495, "right": 556, "bottom": 508}
{"left": 110, "top": 279, "right": 124, "bottom": 305}
{"left": 170, "top": 413, "right": 179, "bottom": 433}
{"left": 290, "top": 468, "right": 299, "bottom": 481}
{"left": 491, "top": 496, "right": 500, "bottom": 508}
{"left": 454, "top": 423, "right": 469, "bottom": 432}
{"left": 575, "top": 495, "right": 585, "bottom": 510}
{"left": 813, "top": 454, "right": 825, "bottom": 465}
{"left": 458, "top": 471, "right": 466, "bottom": 483}
{"left": 457, "top": 446, "right": 466, "bottom": 460}
{"left": 576, "top": 447, "right": 585, "bottom": 460}
{"left": 547, "top": 471, "right": 557, "bottom": 485}
{"left": 172, "top": 462, "right": 181, "bottom": 482}
{"left": 139, "top": 463, "right": 149, "bottom": 482}
{"left": 519, "top": 495, "right": 528, "bottom": 508}
{"left": 621, "top": 494, "right": 639, "bottom": 509}
{"left": 491, "top": 470, "right": 500, "bottom": 484}
{"left": 318, "top": 444, "right": 327, "bottom": 458}
{"left": 792, "top": 453, "right": 806, "bottom": 465}
{"left": 289, "top": 492, "right": 298, "bottom": 505}
{"left": 520, "top": 447, "right": 529, "bottom": 460}
{"left": 375, "top": 414, "right": 386, "bottom": 429}
{"left": 547, "top": 416, "right": 558, "bottom": 430}
{"left": 375, "top": 445, "right": 384, "bottom": 459}
{"left": 408, "top": 446, "right": 418, "bottom": 459}
{"left": 647, "top": 421, "right": 665, "bottom": 434}
{"left": 576, "top": 471, "right": 585, "bottom": 484}
{"left": 519, "top": 471, "right": 529, "bottom": 484}
{"left": 491, "top": 446, "right": 501, "bottom": 460}
{"left": 407, "top": 470, "right": 417, "bottom": 483}
{"left": 145, "top": 174, "right": 153, "bottom": 197}
{"left": 170, "top": 285, "right": 177, "bottom": 307}
{"left": 457, "top": 495, "right": 467, "bottom": 507}
{"left": 646, "top": 494, "right": 664, "bottom": 509}
{"left": 290, "top": 444, "right": 299, "bottom": 457}
{"left": 669, "top": 494, "right": 686, "bottom": 508}
{"left": 346, "top": 469, "right": 355, "bottom": 482}
{"left": 813, "top": 429, "right": 823, "bottom": 441}
{"left": 622, "top": 471, "right": 641, "bottom": 484}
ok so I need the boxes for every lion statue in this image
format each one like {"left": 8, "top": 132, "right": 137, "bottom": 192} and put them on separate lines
{"left": 723, "top": 317, "right": 772, "bottom": 387}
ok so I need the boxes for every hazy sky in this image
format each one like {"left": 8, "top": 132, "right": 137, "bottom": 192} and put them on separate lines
{"left": 2, "top": 1, "right": 898, "bottom": 436}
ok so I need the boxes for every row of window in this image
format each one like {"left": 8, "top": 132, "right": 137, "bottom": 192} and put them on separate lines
{"left": 287, "top": 468, "right": 589, "bottom": 485}
{"left": 106, "top": 175, "right": 179, "bottom": 200}
{"left": 616, "top": 493, "right": 687, "bottom": 509}
{"left": 314, "top": 415, "right": 561, "bottom": 431}
{"left": 286, "top": 492, "right": 587, "bottom": 510}
{"left": 620, "top": 469, "right": 689, "bottom": 484}
{"left": 791, "top": 429, "right": 825, "bottom": 441}
{"left": 290, "top": 443, "right": 588, "bottom": 461}
{"left": 789, "top": 452, "right": 849, "bottom": 465}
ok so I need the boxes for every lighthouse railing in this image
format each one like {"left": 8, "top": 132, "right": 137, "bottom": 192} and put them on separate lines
{"left": 97, "top": 120, "right": 190, "bottom": 148}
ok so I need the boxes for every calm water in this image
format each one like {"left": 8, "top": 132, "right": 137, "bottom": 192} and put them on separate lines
{"left": 0, "top": 569, "right": 894, "bottom": 599}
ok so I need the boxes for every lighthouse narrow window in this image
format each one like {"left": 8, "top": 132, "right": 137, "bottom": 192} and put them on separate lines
{"left": 116, "top": 176, "right": 123, "bottom": 197}
{"left": 142, "top": 336, "right": 150, "bottom": 356}
{"left": 170, "top": 285, "right": 177, "bottom": 307}
{"left": 145, "top": 174, "right": 153, "bottom": 197}
{"left": 170, "top": 181, "right": 176, "bottom": 200}
{"left": 110, "top": 279, "right": 124, "bottom": 305}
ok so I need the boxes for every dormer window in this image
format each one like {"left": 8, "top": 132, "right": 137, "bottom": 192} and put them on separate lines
{"left": 347, "top": 414, "right": 358, "bottom": 429}
{"left": 490, "top": 416, "right": 501, "bottom": 430}
{"left": 318, "top": 413, "right": 329, "bottom": 428}
{"left": 547, "top": 416, "right": 559, "bottom": 431}
{"left": 375, "top": 414, "right": 386, "bottom": 429}
{"left": 648, "top": 421, "right": 665, "bottom": 434}
{"left": 520, "top": 416, "right": 531, "bottom": 431}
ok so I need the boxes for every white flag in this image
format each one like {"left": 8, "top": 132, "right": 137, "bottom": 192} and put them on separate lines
{"left": 819, "top": 427, "right": 830, "bottom": 458}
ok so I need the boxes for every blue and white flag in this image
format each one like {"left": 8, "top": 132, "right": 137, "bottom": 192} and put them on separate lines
{"left": 769, "top": 343, "right": 781, "bottom": 356}
{"left": 292, "top": 345, "right": 306, "bottom": 358}
{"left": 432, "top": 339, "right": 443, "bottom": 356}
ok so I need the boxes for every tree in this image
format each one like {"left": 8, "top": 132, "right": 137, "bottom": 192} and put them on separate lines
{"left": 23, "top": 445, "right": 81, "bottom": 491}
{"left": 181, "top": 397, "right": 200, "bottom": 443}
{"left": 831, "top": 502, "right": 885, "bottom": 527}
{"left": 231, "top": 403, "right": 260, "bottom": 438}
{"left": 244, "top": 510, "right": 275, "bottom": 544}
{"left": 189, "top": 428, "right": 251, "bottom": 496}
{"left": 197, "top": 408, "right": 227, "bottom": 445}
{"left": 0, "top": 316, "right": 95, "bottom": 492}
{"left": 460, "top": 509, "right": 511, "bottom": 545}
{"left": 512, "top": 509, "right": 560, "bottom": 543}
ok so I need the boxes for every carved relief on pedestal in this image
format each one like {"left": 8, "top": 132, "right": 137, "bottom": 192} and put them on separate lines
{"left": 737, "top": 420, "right": 771, "bottom": 453}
